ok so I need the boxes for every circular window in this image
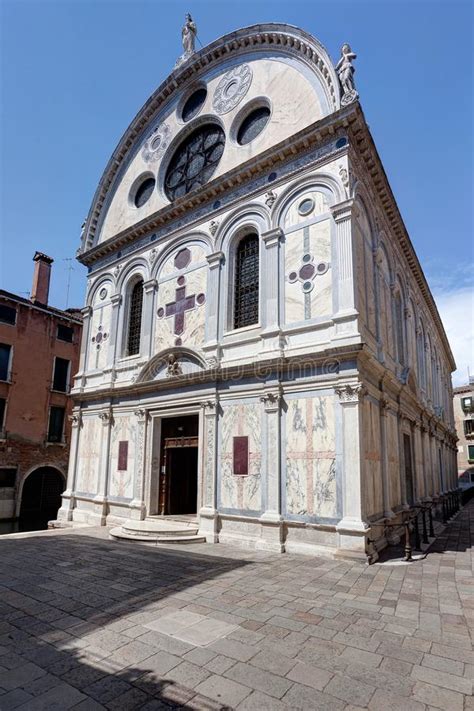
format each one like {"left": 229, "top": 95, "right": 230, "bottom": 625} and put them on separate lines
{"left": 181, "top": 88, "right": 207, "bottom": 122}
{"left": 237, "top": 106, "right": 270, "bottom": 146}
{"left": 164, "top": 124, "right": 225, "bottom": 201}
{"left": 298, "top": 198, "right": 315, "bottom": 216}
{"left": 134, "top": 177, "right": 155, "bottom": 208}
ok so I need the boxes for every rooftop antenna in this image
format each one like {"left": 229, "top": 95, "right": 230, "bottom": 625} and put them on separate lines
{"left": 63, "top": 258, "right": 75, "bottom": 309}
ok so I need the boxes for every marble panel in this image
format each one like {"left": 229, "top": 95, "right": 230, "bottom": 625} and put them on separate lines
{"left": 285, "top": 395, "right": 336, "bottom": 518}
{"left": 387, "top": 410, "right": 401, "bottom": 509}
{"left": 155, "top": 263, "right": 207, "bottom": 351}
{"left": 284, "top": 190, "right": 329, "bottom": 229}
{"left": 109, "top": 415, "right": 136, "bottom": 499}
{"left": 362, "top": 400, "right": 383, "bottom": 518}
{"left": 76, "top": 417, "right": 100, "bottom": 494}
{"left": 219, "top": 403, "right": 262, "bottom": 512}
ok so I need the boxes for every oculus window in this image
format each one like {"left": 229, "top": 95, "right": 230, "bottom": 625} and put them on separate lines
{"left": 237, "top": 106, "right": 270, "bottom": 145}
{"left": 164, "top": 124, "right": 225, "bottom": 201}
{"left": 134, "top": 177, "right": 156, "bottom": 208}
{"left": 233, "top": 234, "right": 259, "bottom": 329}
{"left": 181, "top": 88, "right": 207, "bottom": 122}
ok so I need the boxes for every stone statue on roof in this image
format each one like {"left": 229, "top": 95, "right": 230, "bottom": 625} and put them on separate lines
{"left": 182, "top": 13, "right": 197, "bottom": 55}
{"left": 336, "top": 43, "right": 359, "bottom": 105}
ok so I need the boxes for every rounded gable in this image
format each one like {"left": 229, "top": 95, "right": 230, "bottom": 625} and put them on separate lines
{"left": 80, "top": 23, "right": 341, "bottom": 253}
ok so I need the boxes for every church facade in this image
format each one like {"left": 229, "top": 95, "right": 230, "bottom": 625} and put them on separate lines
{"left": 58, "top": 23, "right": 457, "bottom": 561}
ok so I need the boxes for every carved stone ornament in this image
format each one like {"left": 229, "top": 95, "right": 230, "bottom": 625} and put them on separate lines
{"left": 166, "top": 354, "right": 182, "bottom": 377}
{"left": 201, "top": 399, "right": 218, "bottom": 412}
{"left": 212, "top": 64, "right": 253, "bottom": 115}
{"left": 148, "top": 248, "right": 158, "bottom": 265}
{"left": 142, "top": 123, "right": 171, "bottom": 163}
{"left": 209, "top": 220, "right": 219, "bottom": 236}
{"left": 265, "top": 190, "right": 277, "bottom": 208}
{"left": 69, "top": 412, "right": 82, "bottom": 427}
{"left": 206, "top": 355, "right": 219, "bottom": 368}
{"left": 336, "top": 43, "right": 359, "bottom": 106}
{"left": 113, "top": 264, "right": 122, "bottom": 281}
{"left": 260, "top": 392, "right": 281, "bottom": 410}
{"left": 339, "top": 164, "right": 351, "bottom": 198}
{"left": 98, "top": 410, "right": 112, "bottom": 423}
{"left": 134, "top": 408, "right": 148, "bottom": 420}
{"left": 335, "top": 383, "right": 366, "bottom": 402}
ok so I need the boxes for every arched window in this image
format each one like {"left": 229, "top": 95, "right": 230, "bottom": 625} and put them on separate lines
{"left": 126, "top": 280, "right": 143, "bottom": 356}
{"left": 233, "top": 234, "right": 259, "bottom": 329}
{"left": 394, "top": 290, "right": 405, "bottom": 366}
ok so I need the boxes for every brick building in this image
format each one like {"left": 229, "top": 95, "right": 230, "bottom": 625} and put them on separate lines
{"left": 454, "top": 379, "right": 474, "bottom": 489}
{"left": 0, "top": 252, "right": 82, "bottom": 529}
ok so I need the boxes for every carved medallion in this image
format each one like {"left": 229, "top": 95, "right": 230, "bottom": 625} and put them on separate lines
{"left": 212, "top": 65, "right": 253, "bottom": 115}
{"left": 142, "top": 123, "right": 171, "bottom": 163}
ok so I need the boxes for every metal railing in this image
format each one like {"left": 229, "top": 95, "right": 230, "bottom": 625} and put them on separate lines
{"left": 378, "top": 490, "right": 461, "bottom": 562}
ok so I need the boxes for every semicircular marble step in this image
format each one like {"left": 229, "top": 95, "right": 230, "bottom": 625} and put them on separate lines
{"left": 109, "top": 518, "right": 206, "bottom": 544}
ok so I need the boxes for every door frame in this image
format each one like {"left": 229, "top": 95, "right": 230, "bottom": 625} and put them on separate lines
{"left": 145, "top": 406, "right": 203, "bottom": 518}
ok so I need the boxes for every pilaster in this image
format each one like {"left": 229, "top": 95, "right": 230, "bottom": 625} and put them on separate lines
{"left": 57, "top": 411, "right": 82, "bottom": 522}
{"left": 198, "top": 398, "right": 219, "bottom": 542}
{"left": 334, "top": 383, "right": 372, "bottom": 559}
{"left": 92, "top": 409, "right": 113, "bottom": 525}
{"left": 260, "top": 228, "right": 283, "bottom": 354}
{"left": 142, "top": 280, "right": 157, "bottom": 359}
{"left": 107, "top": 294, "right": 122, "bottom": 368}
{"left": 203, "top": 252, "right": 224, "bottom": 359}
{"left": 379, "top": 398, "right": 395, "bottom": 520}
{"left": 257, "top": 390, "right": 284, "bottom": 553}
{"left": 130, "top": 409, "right": 149, "bottom": 520}
{"left": 77, "top": 306, "right": 92, "bottom": 383}
{"left": 330, "top": 199, "right": 358, "bottom": 335}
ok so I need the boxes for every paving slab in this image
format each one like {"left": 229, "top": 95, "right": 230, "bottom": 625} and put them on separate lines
{"left": 0, "top": 499, "right": 472, "bottom": 710}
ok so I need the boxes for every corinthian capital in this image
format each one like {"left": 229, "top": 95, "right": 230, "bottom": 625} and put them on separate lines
{"left": 335, "top": 383, "right": 366, "bottom": 403}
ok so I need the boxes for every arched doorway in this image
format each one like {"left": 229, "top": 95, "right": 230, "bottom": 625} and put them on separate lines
{"left": 19, "top": 467, "right": 65, "bottom": 531}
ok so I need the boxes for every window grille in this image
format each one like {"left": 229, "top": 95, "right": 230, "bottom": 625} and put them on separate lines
{"left": 233, "top": 234, "right": 259, "bottom": 329}
{"left": 164, "top": 124, "right": 225, "bottom": 201}
{"left": 127, "top": 281, "right": 143, "bottom": 356}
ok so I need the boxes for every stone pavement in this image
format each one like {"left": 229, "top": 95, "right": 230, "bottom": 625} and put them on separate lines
{"left": 0, "top": 503, "right": 472, "bottom": 711}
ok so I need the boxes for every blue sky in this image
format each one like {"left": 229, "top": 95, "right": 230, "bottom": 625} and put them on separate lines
{"left": 1, "top": 0, "right": 472, "bottom": 382}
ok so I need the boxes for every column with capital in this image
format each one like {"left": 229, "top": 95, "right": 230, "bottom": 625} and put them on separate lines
{"left": 92, "top": 409, "right": 113, "bottom": 525}
{"left": 198, "top": 399, "right": 219, "bottom": 542}
{"left": 335, "top": 382, "right": 372, "bottom": 559}
{"left": 142, "top": 279, "right": 158, "bottom": 359}
{"left": 203, "top": 252, "right": 224, "bottom": 362}
{"left": 260, "top": 227, "right": 283, "bottom": 357}
{"left": 330, "top": 199, "right": 358, "bottom": 339}
{"left": 257, "top": 390, "right": 284, "bottom": 552}
{"left": 57, "top": 411, "right": 82, "bottom": 522}
{"left": 130, "top": 409, "right": 149, "bottom": 520}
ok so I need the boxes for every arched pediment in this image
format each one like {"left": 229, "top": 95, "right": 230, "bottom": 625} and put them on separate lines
{"left": 79, "top": 23, "right": 342, "bottom": 253}
{"left": 135, "top": 347, "right": 208, "bottom": 383}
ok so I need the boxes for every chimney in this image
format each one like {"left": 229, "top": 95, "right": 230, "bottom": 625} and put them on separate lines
{"left": 31, "top": 252, "right": 54, "bottom": 305}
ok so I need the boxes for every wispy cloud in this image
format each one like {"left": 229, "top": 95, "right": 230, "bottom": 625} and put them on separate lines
{"left": 432, "top": 280, "right": 474, "bottom": 387}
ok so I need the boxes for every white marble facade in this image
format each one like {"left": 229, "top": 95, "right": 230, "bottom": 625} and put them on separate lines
{"left": 59, "top": 23, "right": 458, "bottom": 561}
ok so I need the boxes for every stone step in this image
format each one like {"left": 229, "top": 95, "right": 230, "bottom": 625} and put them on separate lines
{"left": 109, "top": 527, "right": 206, "bottom": 545}
{"left": 121, "top": 519, "right": 199, "bottom": 538}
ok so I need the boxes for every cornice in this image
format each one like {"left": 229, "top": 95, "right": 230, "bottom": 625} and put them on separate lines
{"left": 80, "top": 23, "right": 341, "bottom": 254}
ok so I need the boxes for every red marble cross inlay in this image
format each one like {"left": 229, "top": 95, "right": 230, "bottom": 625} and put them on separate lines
{"left": 165, "top": 286, "right": 196, "bottom": 336}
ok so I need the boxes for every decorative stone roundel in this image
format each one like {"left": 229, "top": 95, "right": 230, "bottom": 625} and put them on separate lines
{"left": 142, "top": 123, "right": 171, "bottom": 163}
{"left": 212, "top": 65, "right": 253, "bottom": 115}
{"left": 174, "top": 248, "right": 191, "bottom": 270}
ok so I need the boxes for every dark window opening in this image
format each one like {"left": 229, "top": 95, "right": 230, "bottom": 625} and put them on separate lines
{"left": 237, "top": 106, "right": 271, "bottom": 145}
{"left": 182, "top": 88, "right": 207, "bottom": 122}
{"left": 164, "top": 124, "right": 225, "bottom": 201}
{"left": 0, "top": 304, "right": 16, "bottom": 325}
{"left": 57, "top": 324, "right": 73, "bottom": 342}
{"left": 52, "top": 357, "right": 69, "bottom": 392}
{"left": 0, "top": 344, "right": 11, "bottom": 381}
{"left": 0, "top": 468, "right": 16, "bottom": 487}
{"left": 468, "top": 445, "right": 474, "bottom": 462}
{"left": 234, "top": 234, "right": 259, "bottom": 329}
{"left": 48, "top": 406, "right": 65, "bottom": 443}
{"left": 134, "top": 177, "right": 155, "bottom": 208}
{"left": 0, "top": 398, "right": 5, "bottom": 431}
{"left": 127, "top": 281, "right": 143, "bottom": 356}
{"left": 464, "top": 420, "right": 474, "bottom": 436}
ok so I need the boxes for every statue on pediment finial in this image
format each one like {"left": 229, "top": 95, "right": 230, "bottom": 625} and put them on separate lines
{"left": 336, "top": 43, "right": 359, "bottom": 106}
{"left": 182, "top": 13, "right": 197, "bottom": 55}
{"left": 175, "top": 13, "right": 197, "bottom": 68}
